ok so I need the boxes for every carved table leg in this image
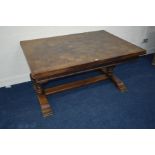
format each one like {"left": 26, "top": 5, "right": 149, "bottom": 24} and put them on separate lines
{"left": 101, "top": 66, "right": 127, "bottom": 92}
{"left": 30, "top": 74, "right": 53, "bottom": 117}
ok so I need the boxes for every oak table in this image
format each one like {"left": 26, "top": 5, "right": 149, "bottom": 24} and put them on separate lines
{"left": 20, "top": 30, "right": 146, "bottom": 117}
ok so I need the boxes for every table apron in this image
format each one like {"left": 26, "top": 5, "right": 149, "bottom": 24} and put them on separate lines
{"left": 33, "top": 55, "right": 139, "bottom": 84}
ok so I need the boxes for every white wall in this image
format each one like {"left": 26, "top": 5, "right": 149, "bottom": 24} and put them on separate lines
{"left": 0, "top": 26, "right": 154, "bottom": 87}
{"left": 145, "top": 26, "right": 155, "bottom": 53}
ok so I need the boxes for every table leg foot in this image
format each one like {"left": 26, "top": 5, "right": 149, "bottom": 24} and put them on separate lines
{"left": 100, "top": 66, "right": 127, "bottom": 92}
{"left": 110, "top": 74, "right": 127, "bottom": 92}
{"left": 30, "top": 74, "right": 53, "bottom": 117}
{"left": 37, "top": 94, "right": 53, "bottom": 117}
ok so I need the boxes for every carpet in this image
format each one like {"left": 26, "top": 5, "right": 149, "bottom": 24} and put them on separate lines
{"left": 0, "top": 55, "right": 155, "bottom": 129}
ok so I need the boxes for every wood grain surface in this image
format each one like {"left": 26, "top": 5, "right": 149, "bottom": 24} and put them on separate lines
{"left": 20, "top": 30, "right": 145, "bottom": 79}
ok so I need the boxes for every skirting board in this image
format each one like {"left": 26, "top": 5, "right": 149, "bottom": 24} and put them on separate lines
{"left": 0, "top": 74, "right": 30, "bottom": 88}
{"left": 147, "top": 48, "right": 155, "bottom": 55}
{"left": 0, "top": 50, "right": 154, "bottom": 88}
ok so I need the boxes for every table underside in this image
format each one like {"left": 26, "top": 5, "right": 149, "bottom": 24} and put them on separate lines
{"left": 30, "top": 62, "right": 129, "bottom": 117}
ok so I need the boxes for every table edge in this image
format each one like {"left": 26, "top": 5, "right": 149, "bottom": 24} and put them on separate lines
{"left": 31, "top": 49, "right": 146, "bottom": 81}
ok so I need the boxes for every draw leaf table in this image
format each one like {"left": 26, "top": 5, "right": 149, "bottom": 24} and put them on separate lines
{"left": 20, "top": 30, "right": 146, "bottom": 117}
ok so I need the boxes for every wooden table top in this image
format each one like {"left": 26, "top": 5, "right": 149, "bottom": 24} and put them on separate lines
{"left": 20, "top": 30, "right": 145, "bottom": 78}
